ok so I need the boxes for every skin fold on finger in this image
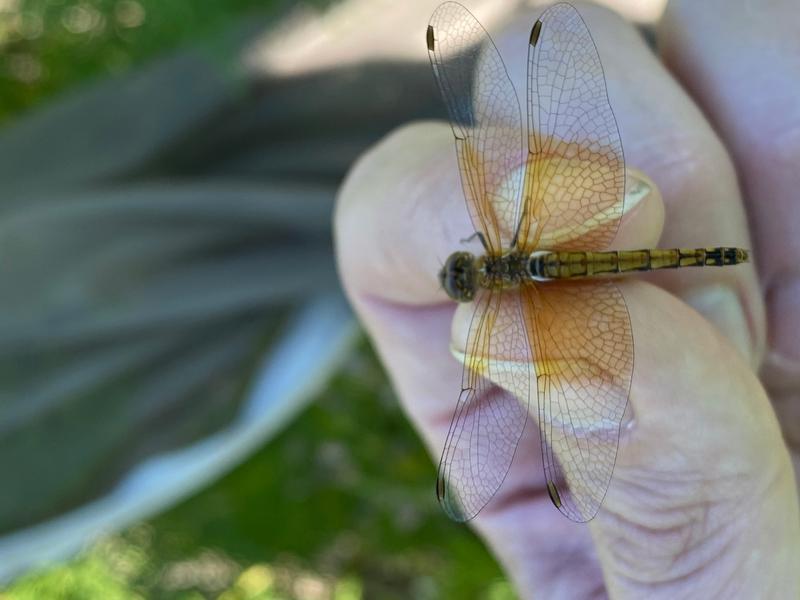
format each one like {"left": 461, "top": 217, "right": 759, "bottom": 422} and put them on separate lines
{"left": 658, "top": 0, "right": 800, "bottom": 479}
{"left": 497, "top": 1, "right": 765, "bottom": 368}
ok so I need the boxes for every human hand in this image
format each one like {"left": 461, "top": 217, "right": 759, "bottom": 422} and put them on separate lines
{"left": 335, "top": 2, "right": 799, "bottom": 597}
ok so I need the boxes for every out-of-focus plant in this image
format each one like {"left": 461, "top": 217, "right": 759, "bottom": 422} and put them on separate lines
{"left": 3, "top": 343, "right": 514, "bottom": 599}
{"left": 0, "top": 0, "right": 514, "bottom": 597}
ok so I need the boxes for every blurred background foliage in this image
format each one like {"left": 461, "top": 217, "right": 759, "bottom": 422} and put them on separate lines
{"left": 0, "top": 0, "right": 512, "bottom": 598}
{"left": 0, "top": 0, "right": 326, "bottom": 122}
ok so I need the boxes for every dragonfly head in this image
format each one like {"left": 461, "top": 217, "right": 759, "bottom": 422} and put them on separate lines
{"left": 439, "top": 251, "right": 476, "bottom": 302}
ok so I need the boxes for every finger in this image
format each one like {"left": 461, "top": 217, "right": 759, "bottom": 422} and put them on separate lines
{"left": 491, "top": 2, "right": 764, "bottom": 366}
{"left": 658, "top": 0, "right": 800, "bottom": 449}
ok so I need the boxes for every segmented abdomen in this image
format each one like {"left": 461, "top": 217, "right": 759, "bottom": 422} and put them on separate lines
{"left": 530, "top": 248, "right": 749, "bottom": 280}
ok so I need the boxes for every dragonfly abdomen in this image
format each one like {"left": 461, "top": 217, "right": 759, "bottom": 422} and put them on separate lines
{"left": 529, "top": 248, "right": 749, "bottom": 280}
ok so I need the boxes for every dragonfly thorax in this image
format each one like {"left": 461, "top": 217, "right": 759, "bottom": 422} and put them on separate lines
{"left": 478, "top": 251, "right": 530, "bottom": 290}
{"left": 440, "top": 250, "right": 539, "bottom": 302}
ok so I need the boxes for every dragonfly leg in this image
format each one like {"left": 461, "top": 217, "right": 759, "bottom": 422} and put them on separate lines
{"left": 460, "top": 231, "right": 488, "bottom": 251}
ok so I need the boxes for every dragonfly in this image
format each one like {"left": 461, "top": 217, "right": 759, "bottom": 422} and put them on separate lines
{"left": 427, "top": 2, "right": 749, "bottom": 522}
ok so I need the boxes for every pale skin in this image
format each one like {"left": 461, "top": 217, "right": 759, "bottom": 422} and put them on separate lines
{"left": 335, "top": 1, "right": 800, "bottom": 597}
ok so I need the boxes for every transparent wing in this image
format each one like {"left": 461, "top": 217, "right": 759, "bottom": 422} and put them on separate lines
{"left": 517, "top": 2, "right": 625, "bottom": 252}
{"left": 522, "top": 281, "right": 633, "bottom": 522}
{"left": 427, "top": 2, "right": 524, "bottom": 254}
{"left": 436, "top": 288, "right": 532, "bottom": 521}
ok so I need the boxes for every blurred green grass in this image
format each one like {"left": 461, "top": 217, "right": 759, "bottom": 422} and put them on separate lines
{"left": 0, "top": 0, "right": 301, "bottom": 122}
{"left": 0, "top": 1, "right": 513, "bottom": 598}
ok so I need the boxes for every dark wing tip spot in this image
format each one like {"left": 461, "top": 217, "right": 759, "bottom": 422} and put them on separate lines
{"left": 546, "top": 480, "right": 562, "bottom": 508}
{"left": 529, "top": 19, "right": 543, "bottom": 46}
{"left": 436, "top": 475, "right": 446, "bottom": 502}
{"left": 426, "top": 25, "right": 435, "bottom": 51}
{"left": 436, "top": 475, "right": 471, "bottom": 522}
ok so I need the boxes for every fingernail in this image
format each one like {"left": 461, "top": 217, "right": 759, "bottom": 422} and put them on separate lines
{"left": 767, "top": 276, "right": 800, "bottom": 365}
{"left": 684, "top": 285, "right": 753, "bottom": 362}
{"left": 622, "top": 169, "right": 653, "bottom": 215}
{"left": 498, "top": 166, "right": 653, "bottom": 233}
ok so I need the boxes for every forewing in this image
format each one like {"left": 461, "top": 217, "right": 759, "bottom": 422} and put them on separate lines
{"left": 427, "top": 2, "right": 525, "bottom": 254}
{"left": 522, "top": 281, "right": 633, "bottom": 522}
{"left": 518, "top": 2, "right": 625, "bottom": 252}
{"left": 436, "top": 288, "right": 532, "bottom": 521}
